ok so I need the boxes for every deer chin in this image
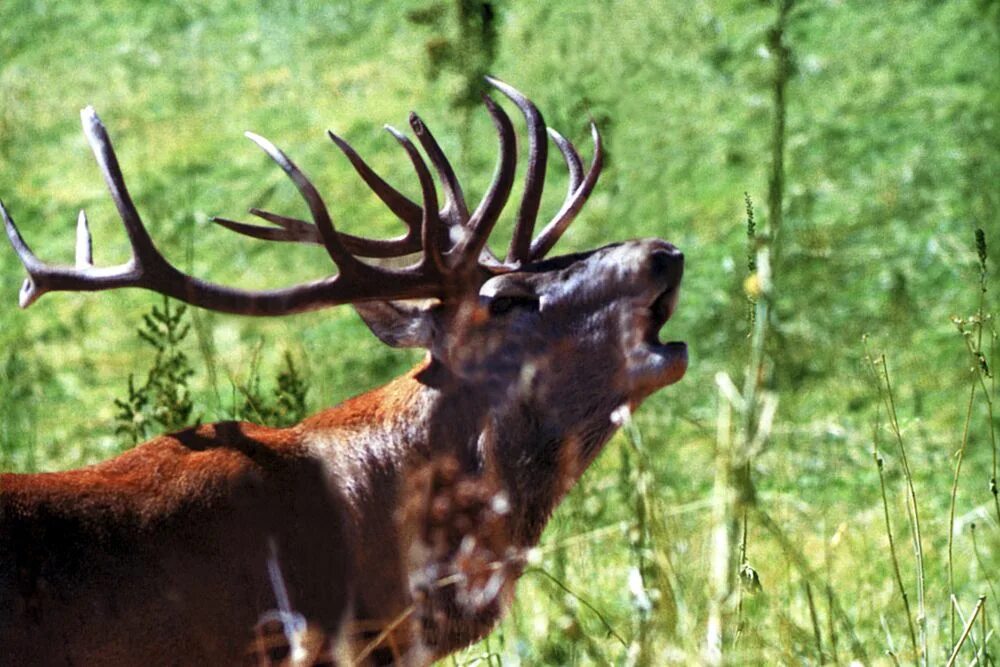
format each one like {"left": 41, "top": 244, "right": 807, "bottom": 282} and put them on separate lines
{"left": 630, "top": 340, "right": 688, "bottom": 390}
{"left": 626, "top": 285, "right": 687, "bottom": 396}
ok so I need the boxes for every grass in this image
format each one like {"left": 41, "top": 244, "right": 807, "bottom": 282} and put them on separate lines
{"left": 2, "top": 0, "right": 999, "bottom": 663}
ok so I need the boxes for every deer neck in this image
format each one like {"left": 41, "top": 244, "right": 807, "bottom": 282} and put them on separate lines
{"left": 415, "top": 361, "right": 616, "bottom": 547}
{"left": 305, "top": 358, "right": 612, "bottom": 549}
{"left": 484, "top": 399, "right": 619, "bottom": 546}
{"left": 299, "top": 360, "right": 622, "bottom": 656}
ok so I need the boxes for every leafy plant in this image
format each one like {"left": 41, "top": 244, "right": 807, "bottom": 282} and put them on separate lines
{"left": 238, "top": 350, "right": 310, "bottom": 428}
{"left": 407, "top": 0, "right": 502, "bottom": 110}
{"left": 114, "top": 296, "right": 198, "bottom": 444}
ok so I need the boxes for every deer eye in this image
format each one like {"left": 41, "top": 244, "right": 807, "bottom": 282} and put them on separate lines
{"left": 488, "top": 295, "right": 539, "bottom": 316}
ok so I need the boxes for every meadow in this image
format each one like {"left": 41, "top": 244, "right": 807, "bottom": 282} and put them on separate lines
{"left": 1, "top": 1, "right": 998, "bottom": 664}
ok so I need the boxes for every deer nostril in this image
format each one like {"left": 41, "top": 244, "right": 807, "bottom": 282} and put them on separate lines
{"left": 650, "top": 248, "right": 684, "bottom": 285}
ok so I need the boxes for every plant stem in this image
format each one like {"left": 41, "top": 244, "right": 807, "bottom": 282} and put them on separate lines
{"left": 970, "top": 523, "right": 999, "bottom": 605}
{"left": 525, "top": 568, "right": 627, "bottom": 648}
{"left": 948, "top": 380, "right": 977, "bottom": 646}
{"left": 804, "top": 580, "right": 824, "bottom": 662}
{"left": 706, "top": 382, "right": 736, "bottom": 665}
{"left": 874, "top": 421, "right": 919, "bottom": 662}
{"left": 767, "top": 0, "right": 794, "bottom": 266}
{"left": 864, "top": 339, "right": 919, "bottom": 663}
{"left": 946, "top": 596, "right": 985, "bottom": 667}
{"left": 878, "top": 354, "right": 928, "bottom": 665}
{"left": 754, "top": 507, "right": 867, "bottom": 662}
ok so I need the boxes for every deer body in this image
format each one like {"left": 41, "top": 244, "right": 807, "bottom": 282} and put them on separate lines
{"left": 0, "top": 80, "right": 686, "bottom": 664}
{"left": 0, "top": 422, "right": 355, "bottom": 664}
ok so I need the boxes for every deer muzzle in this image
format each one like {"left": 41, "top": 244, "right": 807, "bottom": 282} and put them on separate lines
{"left": 626, "top": 242, "right": 687, "bottom": 395}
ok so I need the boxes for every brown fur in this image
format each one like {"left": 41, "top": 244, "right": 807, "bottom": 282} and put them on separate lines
{"left": 1, "top": 423, "right": 354, "bottom": 665}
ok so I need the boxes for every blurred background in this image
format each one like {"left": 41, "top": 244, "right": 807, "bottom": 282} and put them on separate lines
{"left": 1, "top": 1, "right": 998, "bottom": 663}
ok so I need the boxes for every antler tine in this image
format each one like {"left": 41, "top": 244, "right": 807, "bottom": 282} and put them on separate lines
{"left": 243, "top": 131, "right": 365, "bottom": 278}
{"left": 486, "top": 76, "right": 548, "bottom": 266}
{"left": 547, "top": 128, "right": 583, "bottom": 195}
{"left": 408, "top": 113, "right": 470, "bottom": 229}
{"left": 385, "top": 121, "right": 446, "bottom": 275}
{"left": 215, "top": 208, "right": 426, "bottom": 260}
{"left": 326, "top": 130, "right": 424, "bottom": 230}
{"left": 75, "top": 210, "right": 94, "bottom": 267}
{"left": 213, "top": 209, "right": 320, "bottom": 244}
{"left": 81, "top": 107, "right": 165, "bottom": 268}
{"left": 452, "top": 94, "right": 516, "bottom": 269}
{"left": 2, "top": 200, "right": 47, "bottom": 308}
{"left": 529, "top": 121, "right": 603, "bottom": 261}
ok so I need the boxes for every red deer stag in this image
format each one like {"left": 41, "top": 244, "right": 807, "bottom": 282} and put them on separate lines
{"left": 0, "top": 78, "right": 686, "bottom": 665}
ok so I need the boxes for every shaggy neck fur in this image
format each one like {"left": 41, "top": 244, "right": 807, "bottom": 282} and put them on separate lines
{"left": 305, "top": 358, "right": 625, "bottom": 658}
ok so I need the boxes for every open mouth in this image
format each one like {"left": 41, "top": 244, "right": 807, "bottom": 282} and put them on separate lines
{"left": 643, "top": 285, "right": 682, "bottom": 349}
{"left": 627, "top": 281, "right": 687, "bottom": 394}
{"left": 625, "top": 245, "right": 688, "bottom": 394}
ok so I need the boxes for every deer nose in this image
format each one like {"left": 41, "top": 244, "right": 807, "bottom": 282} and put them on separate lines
{"left": 650, "top": 246, "right": 684, "bottom": 286}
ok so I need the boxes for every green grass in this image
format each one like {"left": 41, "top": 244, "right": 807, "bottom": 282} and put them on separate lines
{"left": 2, "top": 0, "right": 999, "bottom": 663}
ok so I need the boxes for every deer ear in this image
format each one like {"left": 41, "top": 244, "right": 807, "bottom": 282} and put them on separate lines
{"left": 353, "top": 301, "right": 437, "bottom": 349}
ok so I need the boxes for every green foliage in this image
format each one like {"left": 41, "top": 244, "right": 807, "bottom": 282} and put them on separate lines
{"left": 113, "top": 300, "right": 311, "bottom": 438}
{"left": 407, "top": 1, "right": 501, "bottom": 109}
{"left": 114, "top": 297, "right": 198, "bottom": 443}
{"left": 113, "top": 374, "right": 150, "bottom": 446}
{"left": 238, "top": 349, "right": 310, "bottom": 427}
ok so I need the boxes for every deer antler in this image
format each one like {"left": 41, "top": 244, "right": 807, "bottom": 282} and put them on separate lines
{"left": 214, "top": 78, "right": 602, "bottom": 268}
{"left": 485, "top": 76, "right": 603, "bottom": 264}
{"left": 2, "top": 79, "right": 602, "bottom": 315}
